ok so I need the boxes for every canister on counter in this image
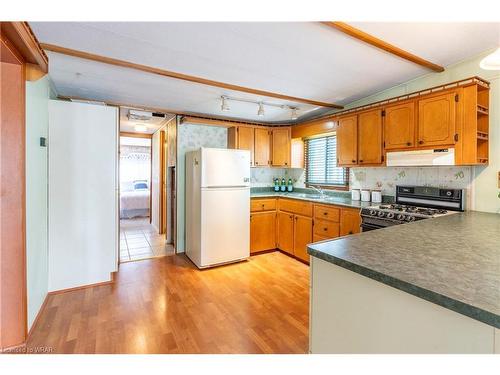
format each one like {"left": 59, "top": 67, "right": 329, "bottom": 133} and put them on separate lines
{"left": 361, "top": 189, "right": 371, "bottom": 202}
{"left": 351, "top": 189, "right": 361, "bottom": 201}
{"left": 371, "top": 190, "right": 382, "bottom": 203}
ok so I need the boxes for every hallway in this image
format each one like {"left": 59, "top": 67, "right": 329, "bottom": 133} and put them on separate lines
{"left": 120, "top": 218, "right": 175, "bottom": 262}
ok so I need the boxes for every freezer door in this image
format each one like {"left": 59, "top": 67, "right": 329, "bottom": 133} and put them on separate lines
{"left": 201, "top": 148, "right": 250, "bottom": 188}
{"left": 200, "top": 187, "right": 250, "bottom": 267}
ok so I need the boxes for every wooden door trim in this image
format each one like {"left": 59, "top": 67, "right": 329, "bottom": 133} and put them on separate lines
{"left": 159, "top": 130, "right": 167, "bottom": 234}
{"left": 41, "top": 43, "right": 342, "bottom": 109}
{"left": 321, "top": 22, "right": 444, "bottom": 72}
{"left": 0, "top": 35, "right": 27, "bottom": 350}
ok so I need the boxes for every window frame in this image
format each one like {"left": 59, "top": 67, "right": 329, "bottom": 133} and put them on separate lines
{"left": 304, "top": 133, "right": 349, "bottom": 191}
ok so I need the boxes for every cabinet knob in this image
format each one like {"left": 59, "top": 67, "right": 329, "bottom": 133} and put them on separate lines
{"left": 323, "top": 212, "right": 328, "bottom": 215}
{"left": 406, "top": 142, "right": 412, "bottom": 146}
{"left": 359, "top": 160, "right": 363, "bottom": 163}
{"left": 349, "top": 231, "right": 353, "bottom": 234}
{"left": 255, "top": 161, "right": 258, "bottom": 165}
{"left": 352, "top": 159, "right": 356, "bottom": 163}
{"left": 323, "top": 227, "right": 327, "bottom": 231}
{"left": 419, "top": 140, "right": 424, "bottom": 145}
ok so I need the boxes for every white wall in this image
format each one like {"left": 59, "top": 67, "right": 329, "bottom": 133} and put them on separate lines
{"left": 25, "top": 76, "right": 52, "bottom": 329}
{"left": 48, "top": 100, "right": 118, "bottom": 291}
{"left": 151, "top": 130, "right": 160, "bottom": 232}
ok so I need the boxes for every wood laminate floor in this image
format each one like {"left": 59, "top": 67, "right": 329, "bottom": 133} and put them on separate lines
{"left": 27, "top": 252, "right": 309, "bottom": 354}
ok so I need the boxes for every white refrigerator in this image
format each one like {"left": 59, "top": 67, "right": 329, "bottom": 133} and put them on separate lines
{"left": 185, "top": 148, "right": 250, "bottom": 269}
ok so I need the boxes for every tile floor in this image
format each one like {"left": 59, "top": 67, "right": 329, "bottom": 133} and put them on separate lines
{"left": 120, "top": 217, "right": 175, "bottom": 262}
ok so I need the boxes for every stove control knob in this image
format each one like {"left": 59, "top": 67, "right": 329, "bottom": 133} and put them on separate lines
{"left": 406, "top": 216, "right": 415, "bottom": 222}
{"left": 369, "top": 210, "right": 377, "bottom": 216}
{"left": 377, "top": 211, "right": 385, "bottom": 218}
{"left": 397, "top": 214, "right": 405, "bottom": 220}
{"left": 387, "top": 212, "right": 395, "bottom": 219}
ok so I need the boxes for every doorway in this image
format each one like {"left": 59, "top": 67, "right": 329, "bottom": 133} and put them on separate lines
{"left": 119, "top": 134, "right": 174, "bottom": 262}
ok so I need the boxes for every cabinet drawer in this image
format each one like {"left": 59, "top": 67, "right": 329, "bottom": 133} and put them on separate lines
{"left": 313, "top": 204, "right": 340, "bottom": 222}
{"left": 313, "top": 219, "right": 340, "bottom": 238}
{"left": 251, "top": 198, "right": 276, "bottom": 212}
{"left": 279, "top": 198, "right": 313, "bottom": 216}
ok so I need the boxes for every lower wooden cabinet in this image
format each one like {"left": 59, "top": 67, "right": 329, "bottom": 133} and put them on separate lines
{"left": 277, "top": 211, "right": 294, "bottom": 255}
{"left": 339, "top": 208, "right": 362, "bottom": 236}
{"left": 293, "top": 215, "right": 313, "bottom": 263}
{"left": 250, "top": 211, "right": 276, "bottom": 254}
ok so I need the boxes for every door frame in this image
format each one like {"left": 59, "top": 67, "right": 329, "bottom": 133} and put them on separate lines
{"left": 159, "top": 129, "right": 167, "bottom": 234}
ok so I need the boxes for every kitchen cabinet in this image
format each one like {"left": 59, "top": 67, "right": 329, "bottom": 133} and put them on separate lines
{"left": 254, "top": 128, "right": 271, "bottom": 166}
{"left": 250, "top": 198, "right": 276, "bottom": 212}
{"left": 417, "top": 92, "right": 457, "bottom": 147}
{"left": 228, "top": 126, "right": 255, "bottom": 166}
{"left": 358, "top": 109, "right": 383, "bottom": 165}
{"left": 250, "top": 211, "right": 276, "bottom": 254}
{"left": 293, "top": 215, "right": 313, "bottom": 263}
{"left": 271, "top": 128, "right": 291, "bottom": 167}
{"left": 337, "top": 115, "right": 358, "bottom": 166}
{"left": 384, "top": 101, "right": 416, "bottom": 150}
{"left": 339, "top": 208, "right": 361, "bottom": 236}
{"left": 277, "top": 211, "right": 294, "bottom": 255}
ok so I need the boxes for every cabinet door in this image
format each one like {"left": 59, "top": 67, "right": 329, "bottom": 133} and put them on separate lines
{"left": 250, "top": 211, "right": 276, "bottom": 254}
{"left": 294, "top": 215, "right": 313, "bottom": 263}
{"left": 277, "top": 211, "right": 294, "bottom": 255}
{"left": 339, "top": 209, "right": 361, "bottom": 236}
{"left": 272, "top": 128, "right": 290, "bottom": 167}
{"left": 254, "top": 128, "right": 271, "bottom": 167}
{"left": 384, "top": 102, "right": 416, "bottom": 150}
{"left": 358, "top": 109, "right": 383, "bottom": 165}
{"left": 417, "top": 92, "right": 456, "bottom": 147}
{"left": 238, "top": 127, "right": 255, "bottom": 166}
{"left": 337, "top": 115, "right": 358, "bottom": 166}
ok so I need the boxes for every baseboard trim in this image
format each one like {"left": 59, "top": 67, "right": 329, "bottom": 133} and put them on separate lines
{"left": 27, "top": 293, "right": 49, "bottom": 338}
{"left": 48, "top": 273, "right": 116, "bottom": 296}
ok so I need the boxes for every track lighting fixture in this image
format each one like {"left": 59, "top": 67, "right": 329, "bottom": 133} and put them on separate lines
{"left": 221, "top": 96, "right": 230, "bottom": 112}
{"left": 219, "top": 95, "right": 300, "bottom": 119}
{"left": 257, "top": 102, "right": 265, "bottom": 116}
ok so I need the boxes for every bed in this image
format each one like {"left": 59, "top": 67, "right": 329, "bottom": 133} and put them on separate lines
{"left": 120, "top": 181, "right": 150, "bottom": 219}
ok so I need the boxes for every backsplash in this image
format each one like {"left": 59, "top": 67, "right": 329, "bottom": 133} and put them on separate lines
{"left": 349, "top": 166, "right": 473, "bottom": 196}
{"left": 251, "top": 165, "right": 473, "bottom": 197}
{"left": 251, "top": 168, "right": 305, "bottom": 188}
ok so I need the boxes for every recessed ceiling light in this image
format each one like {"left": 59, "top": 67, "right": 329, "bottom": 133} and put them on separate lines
{"left": 480, "top": 47, "right": 500, "bottom": 70}
{"left": 257, "top": 102, "right": 265, "bottom": 116}
{"left": 134, "top": 125, "right": 148, "bottom": 132}
{"left": 221, "top": 96, "right": 230, "bottom": 112}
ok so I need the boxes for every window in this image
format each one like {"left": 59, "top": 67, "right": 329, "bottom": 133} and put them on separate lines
{"left": 305, "top": 134, "right": 349, "bottom": 188}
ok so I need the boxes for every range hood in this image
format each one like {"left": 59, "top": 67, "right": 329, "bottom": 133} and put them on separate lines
{"left": 386, "top": 148, "right": 455, "bottom": 167}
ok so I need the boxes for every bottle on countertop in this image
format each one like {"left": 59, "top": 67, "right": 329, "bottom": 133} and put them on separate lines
{"left": 274, "top": 178, "right": 280, "bottom": 192}
{"left": 287, "top": 178, "right": 293, "bottom": 192}
{"left": 280, "top": 177, "right": 286, "bottom": 192}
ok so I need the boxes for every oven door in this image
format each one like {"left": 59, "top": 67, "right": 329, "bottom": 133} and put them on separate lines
{"left": 361, "top": 223, "right": 383, "bottom": 232}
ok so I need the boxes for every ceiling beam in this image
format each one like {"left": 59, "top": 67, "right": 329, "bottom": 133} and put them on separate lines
{"left": 322, "top": 22, "right": 445, "bottom": 73}
{"left": 41, "top": 43, "right": 343, "bottom": 109}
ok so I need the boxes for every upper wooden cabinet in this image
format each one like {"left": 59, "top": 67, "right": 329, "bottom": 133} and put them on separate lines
{"left": 358, "top": 109, "right": 383, "bottom": 165}
{"left": 417, "top": 92, "right": 457, "bottom": 147}
{"left": 228, "top": 126, "right": 255, "bottom": 166}
{"left": 384, "top": 102, "right": 416, "bottom": 150}
{"left": 271, "top": 128, "right": 291, "bottom": 167}
{"left": 254, "top": 128, "right": 271, "bottom": 167}
{"left": 337, "top": 115, "right": 358, "bottom": 166}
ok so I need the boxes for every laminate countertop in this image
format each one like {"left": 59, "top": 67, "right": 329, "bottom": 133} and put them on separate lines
{"left": 307, "top": 211, "right": 500, "bottom": 328}
{"left": 250, "top": 191, "right": 375, "bottom": 209}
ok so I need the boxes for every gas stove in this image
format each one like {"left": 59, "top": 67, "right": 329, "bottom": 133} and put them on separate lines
{"left": 361, "top": 186, "right": 464, "bottom": 231}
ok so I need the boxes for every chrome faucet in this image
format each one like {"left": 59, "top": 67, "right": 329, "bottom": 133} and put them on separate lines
{"left": 310, "top": 185, "right": 325, "bottom": 198}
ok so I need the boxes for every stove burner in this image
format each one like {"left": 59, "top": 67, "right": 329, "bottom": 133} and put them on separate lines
{"left": 378, "top": 204, "right": 448, "bottom": 216}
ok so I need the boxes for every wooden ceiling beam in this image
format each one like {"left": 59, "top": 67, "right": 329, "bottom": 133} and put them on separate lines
{"left": 322, "top": 22, "right": 445, "bottom": 73}
{"left": 41, "top": 43, "right": 343, "bottom": 109}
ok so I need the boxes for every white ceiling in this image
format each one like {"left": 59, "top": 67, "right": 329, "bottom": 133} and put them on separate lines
{"left": 30, "top": 22, "right": 500, "bottom": 123}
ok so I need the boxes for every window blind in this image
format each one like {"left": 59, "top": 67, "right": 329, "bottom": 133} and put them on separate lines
{"left": 305, "top": 135, "right": 348, "bottom": 187}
